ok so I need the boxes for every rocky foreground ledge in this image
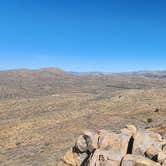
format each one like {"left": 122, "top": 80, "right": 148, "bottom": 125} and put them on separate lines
{"left": 57, "top": 125, "right": 166, "bottom": 166}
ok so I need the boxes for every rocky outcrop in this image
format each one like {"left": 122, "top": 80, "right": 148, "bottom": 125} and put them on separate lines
{"left": 57, "top": 125, "right": 166, "bottom": 166}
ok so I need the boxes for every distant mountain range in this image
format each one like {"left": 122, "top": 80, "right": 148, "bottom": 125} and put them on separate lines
{"left": 70, "top": 70, "right": 166, "bottom": 76}
{"left": 0, "top": 68, "right": 166, "bottom": 99}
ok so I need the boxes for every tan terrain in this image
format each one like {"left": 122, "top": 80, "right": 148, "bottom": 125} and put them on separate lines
{"left": 0, "top": 68, "right": 166, "bottom": 165}
{"left": 57, "top": 125, "right": 166, "bottom": 166}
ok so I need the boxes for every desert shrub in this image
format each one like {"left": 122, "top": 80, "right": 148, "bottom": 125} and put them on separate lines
{"left": 147, "top": 118, "right": 152, "bottom": 123}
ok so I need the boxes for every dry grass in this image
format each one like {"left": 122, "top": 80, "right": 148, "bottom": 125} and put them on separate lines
{"left": 0, "top": 69, "right": 166, "bottom": 165}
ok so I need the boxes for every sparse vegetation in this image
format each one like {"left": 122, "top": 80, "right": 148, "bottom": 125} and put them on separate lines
{"left": 147, "top": 118, "right": 153, "bottom": 123}
{"left": 0, "top": 68, "right": 166, "bottom": 165}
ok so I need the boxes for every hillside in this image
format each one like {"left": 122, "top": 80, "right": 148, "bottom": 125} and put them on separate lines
{"left": 1, "top": 68, "right": 166, "bottom": 100}
{"left": 0, "top": 68, "right": 166, "bottom": 165}
{"left": 0, "top": 68, "right": 74, "bottom": 99}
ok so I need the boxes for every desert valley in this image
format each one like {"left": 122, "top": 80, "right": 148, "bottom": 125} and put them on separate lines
{"left": 0, "top": 68, "right": 166, "bottom": 165}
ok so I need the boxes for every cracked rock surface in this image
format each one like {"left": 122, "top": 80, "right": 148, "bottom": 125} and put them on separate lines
{"left": 57, "top": 125, "right": 166, "bottom": 166}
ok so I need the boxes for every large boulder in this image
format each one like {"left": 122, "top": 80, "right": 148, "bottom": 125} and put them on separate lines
{"left": 57, "top": 148, "right": 81, "bottom": 166}
{"left": 57, "top": 125, "right": 166, "bottom": 166}
{"left": 132, "top": 129, "right": 165, "bottom": 156}
{"left": 88, "top": 149, "right": 120, "bottom": 166}
{"left": 121, "top": 154, "right": 161, "bottom": 166}
{"left": 98, "top": 129, "right": 132, "bottom": 153}
{"left": 75, "top": 130, "right": 99, "bottom": 153}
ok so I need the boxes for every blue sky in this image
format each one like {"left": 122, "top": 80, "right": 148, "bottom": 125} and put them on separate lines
{"left": 0, "top": 0, "right": 166, "bottom": 72}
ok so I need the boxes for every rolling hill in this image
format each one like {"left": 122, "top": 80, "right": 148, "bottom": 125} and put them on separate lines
{"left": 0, "top": 68, "right": 166, "bottom": 165}
{"left": 1, "top": 68, "right": 166, "bottom": 100}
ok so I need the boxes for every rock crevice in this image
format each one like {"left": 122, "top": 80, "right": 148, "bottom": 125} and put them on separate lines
{"left": 57, "top": 125, "right": 166, "bottom": 166}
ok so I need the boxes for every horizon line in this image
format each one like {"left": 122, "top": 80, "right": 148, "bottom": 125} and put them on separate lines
{"left": 0, "top": 67, "right": 166, "bottom": 74}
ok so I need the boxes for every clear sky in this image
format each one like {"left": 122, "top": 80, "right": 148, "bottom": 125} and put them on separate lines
{"left": 0, "top": 0, "right": 166, "bottom": 72}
